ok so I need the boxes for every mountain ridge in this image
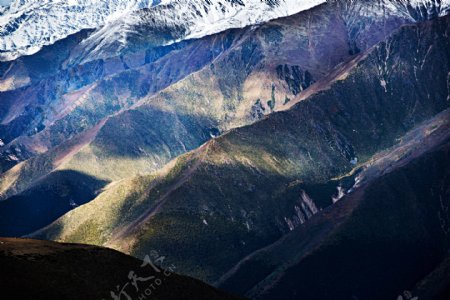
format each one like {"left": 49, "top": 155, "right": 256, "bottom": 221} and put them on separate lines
{"left": 0, "top": 0, "right": 325, "bottom": 61}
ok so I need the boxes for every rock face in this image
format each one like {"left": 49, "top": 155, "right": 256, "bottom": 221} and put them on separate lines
{"left": 30, "top": 13, "right": 450, "bottom": 287}
{"left": 0, "top": 238, "right": 244, "bottom": 300}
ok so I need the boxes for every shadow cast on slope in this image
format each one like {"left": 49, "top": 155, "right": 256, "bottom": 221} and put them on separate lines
{"left": 0, "top": 170, "right": 109, "bottom": 237}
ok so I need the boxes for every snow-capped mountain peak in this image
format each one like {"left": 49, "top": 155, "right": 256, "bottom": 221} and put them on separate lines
{"left": 0, "top": 0, "right": 159, "bottom": 60}
{"left": 69, "top": 0, "right": 327, "bottom": 64}
{"left": 1, "top": 0, "right": 449, "bottom": 62}
{"left": 0, "top": 0, "right": 326, "bottom": 61}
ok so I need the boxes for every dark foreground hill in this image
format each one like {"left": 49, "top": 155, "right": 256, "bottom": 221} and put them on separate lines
{"left": 0, "top": 238, "right": 243, "bottom": 300}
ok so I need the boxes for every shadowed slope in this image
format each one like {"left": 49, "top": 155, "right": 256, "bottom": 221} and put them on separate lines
{"left": 0, "top": 170, "right": 108, "bottom": 237}
{"left": 217, "top": 109, "right": 450, "bottom": 299}
{"left": 253, "top": 139, "right": 450, "bottom": 300}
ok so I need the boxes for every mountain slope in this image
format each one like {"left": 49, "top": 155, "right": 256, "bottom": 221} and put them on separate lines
{"left": 0, "top": 238, "right": 244, "bottom": 300}
{"left": 31, "top": 14, "right": 450, "bottom": 284}
{"left": 218, "top": 109, "right": 450, "bottom": 300}
{"left": 2, "top": 0, "right": 448, "bottom": 236}
{"left": 1, "top": 0, "right": 446, "bottom": 181}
